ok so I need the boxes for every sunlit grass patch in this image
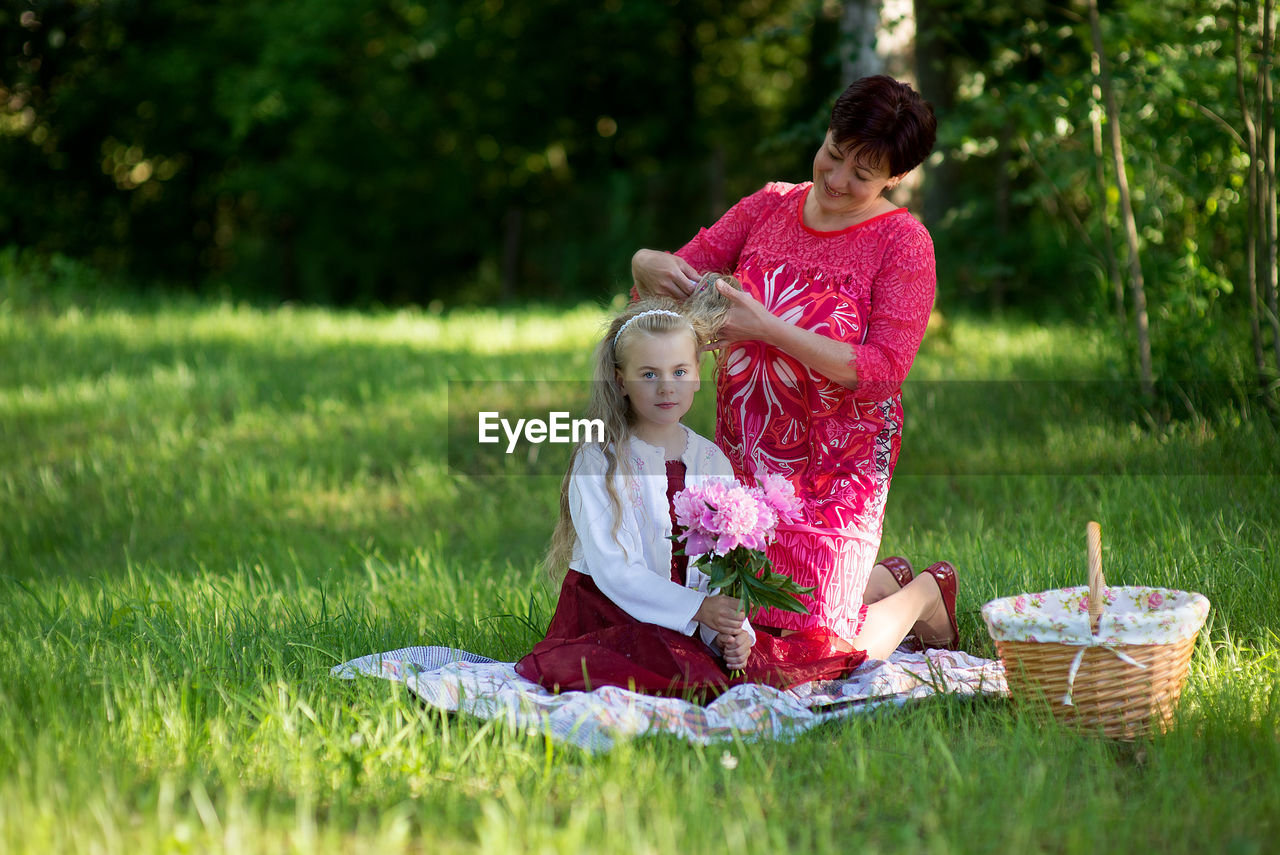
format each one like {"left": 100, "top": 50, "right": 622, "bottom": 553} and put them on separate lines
{"left": 2, "top": 262, "right": 1278, "bottom": 854}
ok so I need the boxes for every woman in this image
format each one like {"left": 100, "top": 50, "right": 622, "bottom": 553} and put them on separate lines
{"left": 630, "top": 75, "right": 957, "bottom": 659}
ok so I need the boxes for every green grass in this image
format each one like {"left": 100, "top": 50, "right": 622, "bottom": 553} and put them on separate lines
{"left": 2, "top": 252, "right": 1278, "bottom": 854}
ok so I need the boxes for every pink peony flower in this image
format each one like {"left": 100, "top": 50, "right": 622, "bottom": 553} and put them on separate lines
{"left": 707, "top": 488, "right": 765, "bottom": 554}
{"left": 669, "top": 477, "right": 814, "bottom": 622}
{"left": 672, "top": 490, "right": 709, "bottom": 532}
{"left": 1147, "top": 591, "right": 1165, "bottom": 609}
{"left": 748, "top": 492, "right": 779, "bottom": 538}
{"left": 755, "top": 469, "right": 804, "bottom": 524}
{"left": 673, "top": 478, "right": 796, "bottom": 555}
{"left": 681, "top": 529, "right": 717, "bottom": 558}
{"left": 1013, "top": 595, "right": 1028, "bottom": 613}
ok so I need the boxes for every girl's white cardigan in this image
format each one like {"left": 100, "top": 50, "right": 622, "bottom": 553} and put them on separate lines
{"left": 568, "top": 425, "right": 748, "bottom": 646}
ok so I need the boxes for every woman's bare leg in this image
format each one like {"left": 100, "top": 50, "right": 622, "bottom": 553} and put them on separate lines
{"left": 862, "top": 563, "right": 901, "bottom": 605}
{"left": 839, "top": 573, "right": 951, "bottom": 660}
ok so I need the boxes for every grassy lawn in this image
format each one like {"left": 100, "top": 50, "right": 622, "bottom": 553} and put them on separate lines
{"left": 2, "top": 254, "right": 1278, "bottom": 853}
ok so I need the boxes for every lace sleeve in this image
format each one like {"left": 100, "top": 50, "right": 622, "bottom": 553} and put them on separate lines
{"left": 849, "top": 226, "right": 936, "bottom": 401}
{"left": 675, "top": 183, "right": 793, "bottom": 272}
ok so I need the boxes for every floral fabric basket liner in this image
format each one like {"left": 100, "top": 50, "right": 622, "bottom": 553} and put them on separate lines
{"left": 982, "top": 585, "right": 1209, "bottom": 647}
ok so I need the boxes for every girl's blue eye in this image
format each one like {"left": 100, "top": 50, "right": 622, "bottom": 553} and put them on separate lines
{"left": 675, "top": 369, "right": 688, "bottom": 377}
{"left": 642, "top": 371, "right": 656, "bottom": 379}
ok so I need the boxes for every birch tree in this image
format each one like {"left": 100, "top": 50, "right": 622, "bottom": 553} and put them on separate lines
{"left": 840, "top": 0, "right": 885, "bottom": 84}
{"left": 1087, "top": 0, "right": 1155, "bottom": 402}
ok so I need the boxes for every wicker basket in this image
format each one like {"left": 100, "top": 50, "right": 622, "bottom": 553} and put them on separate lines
{"left": 983, "top": 522, "right": 1208, "bottom": 741}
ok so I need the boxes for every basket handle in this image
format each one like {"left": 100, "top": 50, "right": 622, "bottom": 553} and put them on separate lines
{"left": 1087, "top": 520, "right": 1106, "bottom": 635}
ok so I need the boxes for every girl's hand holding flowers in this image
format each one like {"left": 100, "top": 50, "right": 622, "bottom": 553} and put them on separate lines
{"left": 717, "top": 630, "right": 753, "bottom": 671}
{"left": 674, "top": 470, "right": 813, "bottom": 675}
{"left": 695, "top": 594, "right": 748, "bottom": 635}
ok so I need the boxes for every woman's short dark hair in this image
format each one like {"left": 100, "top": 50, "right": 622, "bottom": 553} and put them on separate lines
{"left": 828, "top": 75, "right": 937, "bottom": 177}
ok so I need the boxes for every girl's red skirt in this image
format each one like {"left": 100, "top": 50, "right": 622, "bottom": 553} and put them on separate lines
{"left": 515, "top": 569, "right": 866, "bottom": 701}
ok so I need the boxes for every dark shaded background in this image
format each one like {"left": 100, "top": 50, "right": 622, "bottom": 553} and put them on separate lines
{"left": 2, "top": 0, "right": 1275, "bottom": 413}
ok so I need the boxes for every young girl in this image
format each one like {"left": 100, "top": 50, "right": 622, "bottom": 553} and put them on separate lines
{"left": 515, "top": 296, "right": 868, "bottom": 697}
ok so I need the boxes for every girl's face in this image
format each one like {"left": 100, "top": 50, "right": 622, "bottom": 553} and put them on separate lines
{"left": 615, "top": 329, "right": 701, "bottom": 434}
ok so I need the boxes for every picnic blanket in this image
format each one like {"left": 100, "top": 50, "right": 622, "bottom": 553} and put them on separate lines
{"left": 332, "top": 645, "right": 1009, "bottom": 752}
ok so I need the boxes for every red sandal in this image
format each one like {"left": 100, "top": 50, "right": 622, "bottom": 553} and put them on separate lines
{"left": 877, "top": 556, "right": 915, "bottom": 589}
{"left": 919, "top": 561, "right": 960, "bottom": 651}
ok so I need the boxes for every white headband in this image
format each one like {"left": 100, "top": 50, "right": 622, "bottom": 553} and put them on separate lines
{"left": 612, "top": 309, "right": 687, "bottom": 349}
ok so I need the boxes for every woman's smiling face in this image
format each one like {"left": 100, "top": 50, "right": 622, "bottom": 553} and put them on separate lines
{"left": 808, "top": 131, "right": 900, "bottom": 227}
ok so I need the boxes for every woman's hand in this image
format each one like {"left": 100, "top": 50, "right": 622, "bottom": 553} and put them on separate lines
{"left": 695, "top": 594, "right": 746, "bottom": 635}
{"left": 703, "top": 279, "right": 778, "bottom": 353}
{"left": 706, "top": 280, "right": 860, "bottom": 387}
{"left": 632, "top": 249, "right": 700, "bottom": 300}
{"left": 717, "top": 629, "right": 754, "bottom": 670}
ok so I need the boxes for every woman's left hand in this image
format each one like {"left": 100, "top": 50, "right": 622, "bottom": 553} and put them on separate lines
{"left": 703, "top": 280, "right": 776, "bottom": 353}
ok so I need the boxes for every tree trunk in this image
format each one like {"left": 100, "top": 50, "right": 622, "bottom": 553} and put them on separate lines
{"left": 1261, "top": 0, "right": 1279, "bottom": 377}
{"left": 871, "top": 0, "right": 921, "bottom": 208}
{"left": 1234, "top": 0, "right": 1266, "bottom": 384}
{"left": 1091, "top": 72, "right": 1125, "bottom": 329}
{"left": 840, "top": 0, "right": 885, "bottom": 85}
{"left": 912, "top": 0, "right": 957, "bottom": 230}
{"left": 993, "top": 122, "right": 1012, "bottom": 311}
{"left": 1087, "top": 0, "right": 1155, "bottom": 403}
{"left": 878, "top": 0, "right": 917, "bottom": 81}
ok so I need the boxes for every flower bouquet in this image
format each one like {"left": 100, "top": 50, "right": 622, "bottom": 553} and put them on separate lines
{"left": 671, "top": 472, "right": 813, "bottom": 617}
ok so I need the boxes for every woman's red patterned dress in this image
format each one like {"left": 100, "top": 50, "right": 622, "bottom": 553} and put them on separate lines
{"left": 677, "top": 182, "right": 936, "bottom": 641}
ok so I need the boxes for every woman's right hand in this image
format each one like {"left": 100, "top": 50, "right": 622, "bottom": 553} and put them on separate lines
{"left": 631, "top": 249, "right": 700, "bottom": 300}
{"left": 695, "top": 594, "right": 747, "bottom": 635}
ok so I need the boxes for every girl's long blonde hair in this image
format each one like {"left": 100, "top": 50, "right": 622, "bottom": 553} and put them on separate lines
{"left": 543, "top": 275, "right": 743, "bottom": 578}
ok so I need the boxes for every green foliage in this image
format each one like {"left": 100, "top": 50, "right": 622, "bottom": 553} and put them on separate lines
{"left": 930, "top": 0, "right": 1271, "bottom": 411}
{"left": 1, "top": 0, "right": 828, "bottom": 305}
{"left": 694, "top": 546, "right": 816, "bottom": 615}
